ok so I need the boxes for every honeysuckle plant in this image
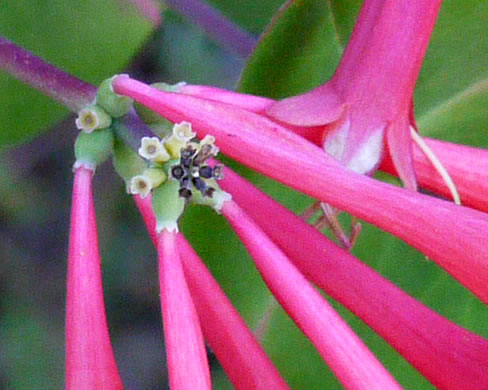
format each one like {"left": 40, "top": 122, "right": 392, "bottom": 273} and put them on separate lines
{"left": 1, "top": 0, "right": 488, "bottom": 389}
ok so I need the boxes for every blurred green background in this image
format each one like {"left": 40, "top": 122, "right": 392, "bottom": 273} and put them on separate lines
{"left": 1, "top": 0, "right": 488, "bottom": 388}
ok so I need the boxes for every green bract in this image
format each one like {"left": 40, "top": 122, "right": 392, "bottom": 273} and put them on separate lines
{"left": 96, "top": 76, "right": 134, "bottom": 118}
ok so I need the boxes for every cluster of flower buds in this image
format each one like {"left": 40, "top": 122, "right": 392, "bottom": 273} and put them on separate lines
{"left": 126, "top": 121, "right": 228, "bottom": 232}
{"left": 130, "top": 122, "right": 224, "bottom": 200}
{"left": 73, "top": 76, "right": 230, "bottom": 234}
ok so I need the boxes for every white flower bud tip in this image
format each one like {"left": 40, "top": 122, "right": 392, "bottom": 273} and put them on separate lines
{"left": 130, "top": 175, "right": 152, "bottom": 198}
{"left": 75, "top": 106, "right": 112, "bottom": 133}
{"left": 138, "top": 137, "right": 170, "bottom": 162}
{"left": 172, "top": 122, "right": 196, "bottom": 142}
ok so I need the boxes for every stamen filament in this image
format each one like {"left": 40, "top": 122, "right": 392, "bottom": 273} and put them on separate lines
{"left": 410, "top": 127, "right": 461, "bottom": 205}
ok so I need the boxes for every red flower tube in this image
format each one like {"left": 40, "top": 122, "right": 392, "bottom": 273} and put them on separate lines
{"left": 221, "top": 200, "right": 402, "bottom": 390}
{"left": 157, "top": 229, "right": 211, "bottom": 390}
{"left": 66, "top": 166, "right": 122, "bottom": 389}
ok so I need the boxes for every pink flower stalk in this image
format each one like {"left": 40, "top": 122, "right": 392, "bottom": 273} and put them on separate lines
{"left": 112, "top": 75, "right": 488, "bottom": 305}
{"left": 157, "top": 229, "right": 211, "bottom": 390}
{"left": 216, "top": 162, "right": 488, "bottom": 389}
{"left": 221, "top": 200, "right": 402, "bottom": 390}
{"left": 134, "top": 194, "right": 290, "bottom": 390}
{"left": 66, "top": 166, "right": 122, "bottom": 389}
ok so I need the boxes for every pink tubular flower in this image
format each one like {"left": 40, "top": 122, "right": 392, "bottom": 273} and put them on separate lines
{"left": 157, "top": 229, "right": 211, "bottom": 390}
{"left": 216, "top": 162, "right": 488, "bottom": 389}
{"left": 112, "top": 75, "right": 488, "bottom": 305}
{"left": 66, "top": 166, "right": 122, "bottom": 389}
{"left": 134, "top": 194, "right": 291, "bottom": 389}
{"left": 221, "top": 200, "right": 402, "bottom": 390}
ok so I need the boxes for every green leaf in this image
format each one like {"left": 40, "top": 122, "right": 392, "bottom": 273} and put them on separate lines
{"left": 0, "top": 0, "right": 153, "bottom": 149}
{"left": 415, "top": 1, "right": 488, "bottom": 118}
{"left": 417, "top": 77, "right": 488, "bottom": 147}
{"left": 206, "top": 0, "right": 285, "bottom": 34}
{"left": 415, "top": 1, "right": 488, "bottom": 147}
{"left": 238, "top": 0, "right": 362, "bottom": 98}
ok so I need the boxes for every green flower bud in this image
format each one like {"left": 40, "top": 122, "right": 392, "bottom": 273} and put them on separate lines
{"left": 191, "top": 180, "right": 231, "bottom": 213}
{"left": 112, "top": 137, "right": 147, "bottom": 186}
{"left": 96, "top": 75, "right": 133, "bottom": 118}
{"left": 152, "top": 179, "right": 185, "bottom": 233}
{"left": 129, "top": 167, "right": 167, "bottom": 198}
{"left": 74, "top": 128, "right": 114, "bottom": 170}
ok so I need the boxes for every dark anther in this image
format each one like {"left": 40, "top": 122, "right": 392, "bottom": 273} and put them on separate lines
{"left": 181, "top": 156, "right": 193, "bottom": 168}
{"left": 180, "top": 146, "right": 196, "bottom": 159}
{"left": 179, "top": 188, "right": 193, "bottom": 199}
{"left": 193, "top": 144, "right": 213, "bottom": 165}
{"left": 171, "top": 165, "right": 185, "bottom": 180}
{"left": 204, "top": 187, "right": 216, "bottom": 198}
{"left": 192, "top": 177, "right": 207, "bottom": 192}
{"left": 180, "top": 176, "right": 190, "bottom": 189}
{"left": 212, "top": 165, "right": 224, "bottom": 180}
{"left": 199, "top": 165, "right": 213, "bottom": 179}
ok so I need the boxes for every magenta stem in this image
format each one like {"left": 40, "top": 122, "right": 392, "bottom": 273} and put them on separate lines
{"left": 0, "top": 36, "right": 96, "bottom": 111}
{"left": 164, "top": 0, "right": 257, "bottom": 57}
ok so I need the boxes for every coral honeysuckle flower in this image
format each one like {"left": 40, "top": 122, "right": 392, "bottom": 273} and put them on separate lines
{"left": 112, "top": 74, "right": 488, "bottom": 305}
{"left": 2, "top": 0, "right": 488, "bottom": 387}
{"left": 66, "top": 165, "right": 122, "bottom": 389}
{"left": 266, "top": 0, "right": 443, "bottom": 190}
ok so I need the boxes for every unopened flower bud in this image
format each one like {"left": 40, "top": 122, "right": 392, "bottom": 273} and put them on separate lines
{"left": 152, "top": 180, "right": 185, "bottom": 233}
{"left": 164, "top": 122, "right": 196, "bottom": 158}
{"left": 138, "top": 137, "right": 170, "bottom": 162}
{"left": 75, "top": 105, "right": 112, "bottom": 133}
{"left": 74, "top": 128, "right": 114, "bottom": 170}
{"left": 129, "top": 167, "right": 167, "bottom": 198}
